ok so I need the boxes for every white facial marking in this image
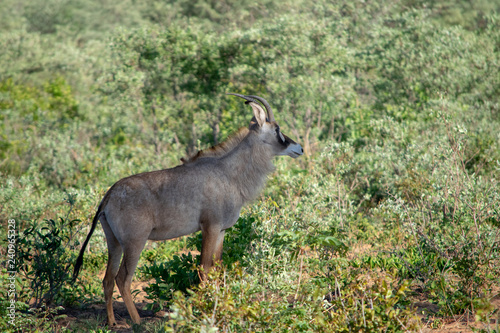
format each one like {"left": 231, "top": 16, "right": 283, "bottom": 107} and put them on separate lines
{"left": 279, "top": 131, "right": 285, "bottom": 143}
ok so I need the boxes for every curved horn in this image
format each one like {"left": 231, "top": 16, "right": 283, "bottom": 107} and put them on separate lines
{"left": 227, "top": 93, "right": 275, "bottom": 122}
{"left": 246, "top": 95, "right": 275, "bottom": 122}
{"left": 226, "top": 93, "right": 258, "bottom": 104}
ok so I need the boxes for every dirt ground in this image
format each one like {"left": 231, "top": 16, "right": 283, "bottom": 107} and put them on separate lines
{"left": 57, "top": 278, "right": 168, "bottom": 332}
{"left": 415, "top": 298, "right": 500, "bottom": 333}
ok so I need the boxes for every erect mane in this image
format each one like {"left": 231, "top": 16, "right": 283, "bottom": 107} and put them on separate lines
{"left": 181, "top": 127, "right": 250, "bottom": 164}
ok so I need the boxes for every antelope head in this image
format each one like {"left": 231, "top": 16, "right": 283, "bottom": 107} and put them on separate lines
{"left": 228, "top": 93, "right": 303, "bottom": 158}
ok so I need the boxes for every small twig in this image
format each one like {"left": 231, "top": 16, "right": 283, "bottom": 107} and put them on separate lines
{"left": 294, "top": 248, "right": 304, "bottom": 302}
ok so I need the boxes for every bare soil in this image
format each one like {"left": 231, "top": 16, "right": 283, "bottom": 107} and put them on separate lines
{"left": 57, "top": 279, "right": 162, "bottom": 332}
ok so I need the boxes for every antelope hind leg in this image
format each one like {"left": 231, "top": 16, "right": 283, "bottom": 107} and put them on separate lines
{"left": 115, "top": 240, "right": 147, "bottom": 324}
{"left": 101, "top": 217, "right": 123, "bottom": 326}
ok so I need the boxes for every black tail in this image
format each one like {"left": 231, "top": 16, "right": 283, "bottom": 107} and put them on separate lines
{"left": 72, "top": 207, "right": 102, "bottom": 283}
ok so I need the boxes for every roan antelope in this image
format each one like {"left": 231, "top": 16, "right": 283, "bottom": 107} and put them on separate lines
{"left": 72, "top": 93, "right": 303, "bottom": 325}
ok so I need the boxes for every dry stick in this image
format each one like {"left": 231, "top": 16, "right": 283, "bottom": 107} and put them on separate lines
{"left": 395, "top": 315, "right": 418, "bottom": 333}
{"left": 338, "top": 181, "right": 343, "bottom": 228}
{"left": 335, "top": 276, "right": 348, "bottom": 324}
{"left": 294, "top": 249, "right": 304, "bottom": 303}
{"left": 362, "top": 297, "right": 366, "bottom": 328}
{"left": 211, "top": 280, "right": 219, "bottom": 326}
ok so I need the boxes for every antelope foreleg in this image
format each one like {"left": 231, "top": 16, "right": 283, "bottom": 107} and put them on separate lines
{"left": 214, "top": 230, "right": 225, "bottom": 262}
{"left": 200, "top": 227, "right": 225, "bottom": 280}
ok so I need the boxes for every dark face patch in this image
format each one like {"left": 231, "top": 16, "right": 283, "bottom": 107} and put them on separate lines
{"left": 275, "top": 125, "right": 292, "bottom": 148}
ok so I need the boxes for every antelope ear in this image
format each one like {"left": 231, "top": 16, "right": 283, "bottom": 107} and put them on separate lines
{"left": 249, "top": 102, "right": 267, "bottom": 127}
{"left": 249, "top": 116, "right": 258, "bottom": 128}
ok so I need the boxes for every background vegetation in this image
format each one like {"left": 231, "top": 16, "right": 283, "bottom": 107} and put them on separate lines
{"left": 1, "top": 0, "right": 499, "bottom": 332}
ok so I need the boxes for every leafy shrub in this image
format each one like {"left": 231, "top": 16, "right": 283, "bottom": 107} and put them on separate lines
{"left": 272, "top": 229, "right": 348, "bottom": 261}
{"left": 140, "top": 215, "right": 262, "bottom": 308}
{"left": 16, "top": 217, "right": 79, "bottom": 306}
{"left": 381, "top": 113, "right": 500, "bottom": 317}
{"left": 0, "top": 78, "right": 80, "bottom": 178}
{"left": 164, "top": 266, "right": 268, "bottom": 332}
{"left": 186, "top": 215, "right": 261, "bottom": 267}
{"left": 322, "top": 271, "right": 419, "bottom": 332}
{"left": 165, "top": 265, "right": 419, "bottom": 332}
{"left": 140, "top": 253, "right": 199, "bottom": 310}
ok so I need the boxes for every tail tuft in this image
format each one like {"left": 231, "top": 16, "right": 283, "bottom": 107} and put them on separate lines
{"left": 72, "top": 210, "right": 101, "bottom": 283}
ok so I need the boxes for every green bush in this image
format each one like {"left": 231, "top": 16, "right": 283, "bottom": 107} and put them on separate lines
{"left": 16, "top": 217, "right": 79, "bottom": 306}
{"left": 164, "top": 266, "right": 419, "bottom": 332}
{"left": 141, "top": 253, "right": 199, "bottom": 310}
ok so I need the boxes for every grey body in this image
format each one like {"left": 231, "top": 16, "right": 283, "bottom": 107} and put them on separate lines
{"left": 72, "top": 94, "right": 303, "bottom": 325}
{"left": 103, "top": 130, "right": 273, "bottom": 244}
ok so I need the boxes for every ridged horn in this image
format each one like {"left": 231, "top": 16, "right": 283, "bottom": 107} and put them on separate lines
{"left": 246, "top": 95, "right": 275, "bottom": 122}
{"left": 227, "top": 93, "right": 275, "bottom": 122}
